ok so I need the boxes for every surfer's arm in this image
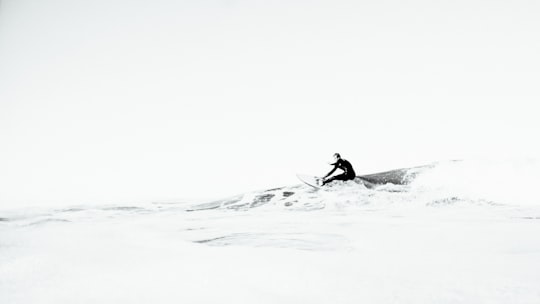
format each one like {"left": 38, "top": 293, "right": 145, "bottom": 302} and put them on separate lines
{"left": 323, "top": 166, "right": 337, "bottom": 179}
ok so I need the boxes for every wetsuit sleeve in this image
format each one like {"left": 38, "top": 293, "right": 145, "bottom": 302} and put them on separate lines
{"left": 323, "top": 163, "right": 338, "bottom": 178}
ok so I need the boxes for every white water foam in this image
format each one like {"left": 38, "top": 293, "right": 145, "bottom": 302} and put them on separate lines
{"left": 1, "top": 159, "right": 540, "bottom": 303}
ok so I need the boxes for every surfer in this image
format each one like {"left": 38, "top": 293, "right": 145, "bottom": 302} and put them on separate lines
{"left": 321, "top": 153, "right": 356, "bottom": 186}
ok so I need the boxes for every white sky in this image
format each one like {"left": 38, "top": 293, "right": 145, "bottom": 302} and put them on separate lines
{"left": 1, "top": 0, "right": 539, "bottom": 206}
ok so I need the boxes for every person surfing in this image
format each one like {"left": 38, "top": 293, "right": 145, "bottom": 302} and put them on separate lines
{"left": 319, "top": 153, "right": 356, "bottom": 186}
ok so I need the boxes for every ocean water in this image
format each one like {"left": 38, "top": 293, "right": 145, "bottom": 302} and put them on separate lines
{"left": 1, "top": 159, "right": 540, "bottom": 303}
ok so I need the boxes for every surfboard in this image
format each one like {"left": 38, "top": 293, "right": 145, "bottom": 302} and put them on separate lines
{"left": 296, "top": 174, "right": 322, "bottom": 189}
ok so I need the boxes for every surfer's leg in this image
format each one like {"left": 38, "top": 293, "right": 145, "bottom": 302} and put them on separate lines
{"left": 334, "top": 173, "right": 348, "bottom": 181}
{"left": 322, "top": 176, "right": 335, "bottom": 185}
{"left": 323, "top": 174, "right": 347, "bottom": 185}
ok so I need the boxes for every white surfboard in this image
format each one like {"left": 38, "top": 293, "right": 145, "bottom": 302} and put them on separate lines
{"left": 296, "top": 174, "right": 322, "bottom": 189}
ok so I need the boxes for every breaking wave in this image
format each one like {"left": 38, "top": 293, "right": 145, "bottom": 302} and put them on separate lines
{"left": 188, "top": 158, "right": 540, "bottom": 211}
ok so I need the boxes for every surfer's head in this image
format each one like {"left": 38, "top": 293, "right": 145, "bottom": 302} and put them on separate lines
{"left": 333, "top": 153, "right": 341, "bottom": 161}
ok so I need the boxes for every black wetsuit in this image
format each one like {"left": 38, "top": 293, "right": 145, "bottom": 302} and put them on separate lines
{"left": 323, "top": 159, "right": 356, "bottom": 185}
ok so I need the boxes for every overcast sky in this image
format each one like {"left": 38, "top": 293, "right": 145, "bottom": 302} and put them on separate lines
{"left": 1, "top": 0, "right": 539, "bottom": 207}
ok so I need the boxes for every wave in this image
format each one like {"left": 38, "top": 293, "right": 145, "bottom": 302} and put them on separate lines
{"left": 188, "top": 158, "right": 540, "bottom": 211}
